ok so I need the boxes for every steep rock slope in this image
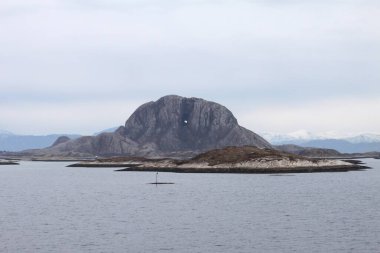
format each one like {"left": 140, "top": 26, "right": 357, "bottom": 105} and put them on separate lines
{"left": 31, "top": 95, "right": 271, "bottom": 157}
{"left": 122, "top": 95, "right": 271, "bottom": 152}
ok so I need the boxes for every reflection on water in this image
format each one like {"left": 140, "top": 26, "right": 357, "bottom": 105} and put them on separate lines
{"left": 0, "top": 159, "right": 379, "bottom": 252}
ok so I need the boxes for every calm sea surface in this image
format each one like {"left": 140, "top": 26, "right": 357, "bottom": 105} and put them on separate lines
{"left": 1, "top": 159, "right": 379, "bottom": 253}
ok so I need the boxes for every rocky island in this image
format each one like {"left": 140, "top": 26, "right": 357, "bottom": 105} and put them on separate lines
{"left": 68, "top": 146, "right": 367, "bottom": 173}
{"left": 6, "top": 95, "right": 373, "bottom": 172}
{"left": 0, "top": 160, "right": 19, "bottom": 165}
{"left": 19, "top": 95, "right": 271, "bottom": 158}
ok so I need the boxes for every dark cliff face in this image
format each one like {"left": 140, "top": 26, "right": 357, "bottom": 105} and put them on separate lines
{"left": 122, "top": 95, "right": 271, "bottom": 152}
{"left": 35, "top": 95, "right": 271, "bottom": 157}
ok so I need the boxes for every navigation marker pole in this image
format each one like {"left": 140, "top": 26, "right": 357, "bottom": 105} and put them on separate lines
{"left": 148, "top": 171, "right": 174, "bottom": 185}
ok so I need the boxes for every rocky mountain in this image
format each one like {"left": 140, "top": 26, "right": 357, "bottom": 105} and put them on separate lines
{"left": 29, "top": 95, "right": 272, "bottom": 158}
{"left": 122, "top": 95, "right": 271, "bottom": 152}
{"left": 51, "top": 136, "right": 71, "bottom": 147}
{"left": 93, "top": 126, "right": 121, "bottom": 135}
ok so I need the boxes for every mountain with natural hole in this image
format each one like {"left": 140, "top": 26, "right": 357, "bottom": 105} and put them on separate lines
{"left": 28, "top": 95, "right": 272, "bottom": 158}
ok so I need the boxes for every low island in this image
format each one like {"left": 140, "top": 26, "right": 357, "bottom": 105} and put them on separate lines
{"left": 0, "top": 160, "right": 19, "bottom": 165}
{"left": 68, "top": 146, "right": 368, "bottom": 173}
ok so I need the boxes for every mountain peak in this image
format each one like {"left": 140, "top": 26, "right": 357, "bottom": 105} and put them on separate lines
{"left": 122, "top": 95, "right": 269, "bottom": 153}
{"left": 287, "top": 130, "right": 313, "bottom": 139}
{"left": 33, "top": 95, "right": 271, "bottom": 157}
{"left": 51, "top": 136, "right": 71, "bottom": 147}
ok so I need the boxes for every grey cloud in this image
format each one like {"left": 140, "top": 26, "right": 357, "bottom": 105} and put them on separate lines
{"left": 0, "top": 0, "right": 379, "bottom": 134}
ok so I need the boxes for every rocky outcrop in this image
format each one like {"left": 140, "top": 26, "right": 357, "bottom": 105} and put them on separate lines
{"left": 0, "top": 159, "right": 19, "bottom": 165}
{"left": 51, "top": 136, "right": 71, "bottom": 147}
{"left": 122, "top": 95, "right": 271, "bottom": 152}
{"left": 29, "top": 95, "right": 271, "bottom": 158}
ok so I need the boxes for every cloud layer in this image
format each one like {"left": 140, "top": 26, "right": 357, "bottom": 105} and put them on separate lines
{"left": 0, "top": 0, "right": 379, "bottom": 134}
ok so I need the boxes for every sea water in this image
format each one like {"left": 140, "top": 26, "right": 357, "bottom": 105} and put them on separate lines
{"left": 1, "top": 159, "right": 379, "bottom": 252}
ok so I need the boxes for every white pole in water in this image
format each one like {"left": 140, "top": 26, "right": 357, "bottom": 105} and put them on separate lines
{"left": 156, "top": 172, "right": 158, "bottom": 184}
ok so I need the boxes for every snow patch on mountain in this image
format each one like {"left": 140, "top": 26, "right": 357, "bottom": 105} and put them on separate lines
{"left": 346, "top": 134, "right": 380, "bottom": 143}
{"left": 260, "top": 130, "right": 380, "bottom": 144}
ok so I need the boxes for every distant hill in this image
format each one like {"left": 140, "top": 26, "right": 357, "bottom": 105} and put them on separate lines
{"left": 0, "top": 131, "right": 81, "bottom": 152}
{"left": 300, "top": 139, "right": 380, "bottom": 153}
{"left": 275, "top": 144, "right": 380, "bottom": 158}
{"left": 275, "top": 144, "right": 342, "bottom": 158}
{"left": 0, "top": 126, "right": 127, "bottom": 152}
{"left": 51, "top": 136, "right": 72, "bottom": 147}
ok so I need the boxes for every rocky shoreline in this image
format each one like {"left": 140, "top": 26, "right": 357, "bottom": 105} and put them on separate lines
{"left": 67, "top": 146, "right": 370, "bottom": 174}
{"left": 115, "top": 165, "right": 366, "bottom": 173}
{"left": 68, "top": 162, "right": 139, "bottom": 168}
{"left": 69, "top": 160, "right": 368, "bottom": 174}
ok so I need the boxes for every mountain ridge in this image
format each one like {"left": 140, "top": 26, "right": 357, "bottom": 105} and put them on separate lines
{"left": 0, "top": 133, "right": 81, "bottom": 152}
{"left": 261, "top": 131, "right": 380, "bottom": 153}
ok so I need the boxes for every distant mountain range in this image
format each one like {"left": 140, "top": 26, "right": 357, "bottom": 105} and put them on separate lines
{"left": 260, "top": 130, "right": 380, "bottom": 153}
{"left": 0, "top": 126, "right": 124, "bottom": 152}
{"left": 2, "top": 123, "right": 379, "bottom": 154}
{"left": 0, "top": 131, "right": 81, "bottom": 152}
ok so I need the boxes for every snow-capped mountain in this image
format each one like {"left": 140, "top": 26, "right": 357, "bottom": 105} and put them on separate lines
{"left": 345, "top": 134, "right": 380, "bottom": 144}
{"left": 261, "top": 130, "right": 380, "bottom": 144}
{"left": 261, "top": 130, "right": 315, "bottom": 143}
{"left": 260, "top": 130, "right": 349, "bottom": 144}
{"left": 260, "top": 130, "right": 380, "bottom": 153}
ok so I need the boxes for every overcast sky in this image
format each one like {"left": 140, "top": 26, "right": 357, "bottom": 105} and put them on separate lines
{"left": 0, "top": 0, "right": 379, "bottom": 135}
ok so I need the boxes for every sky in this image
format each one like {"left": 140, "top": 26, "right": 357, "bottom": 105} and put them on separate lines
{"left": 0, "top": 0, "right": 379, "bottom": 135}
